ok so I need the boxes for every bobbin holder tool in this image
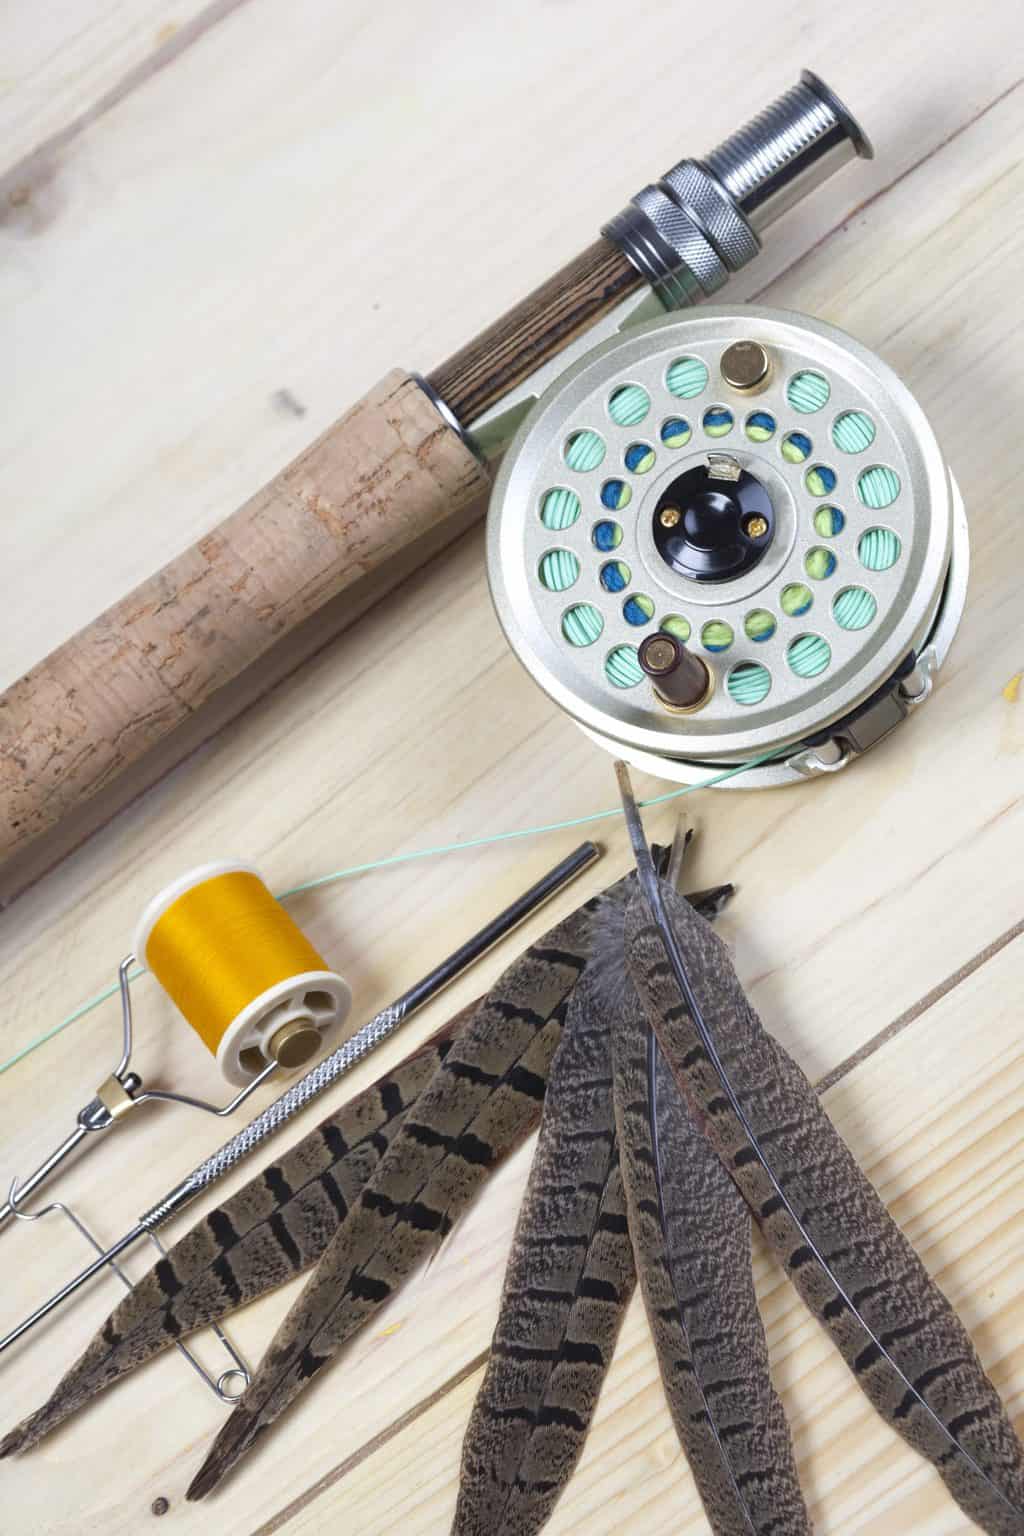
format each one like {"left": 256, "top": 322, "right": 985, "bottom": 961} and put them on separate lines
{"left": 1, "top": 861, "right": 353, "bottom": 1235}
{"left": 0, "top": 958, "right": 277, "bottom": 1236}
{"left": 0, "top": 70, "right": 871, "bottom": 902}
{"left": 0, "top": 841, "right": 599, "bottom": 1357}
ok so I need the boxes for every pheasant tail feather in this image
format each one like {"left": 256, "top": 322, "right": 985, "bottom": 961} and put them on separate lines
{"left": 454, "top": 965, "right": 635, "bottom": 1536}
{"left": 1, "top": 871, "right": 732, "bottom": 1471}
{"left": 613, "top": 978, "right": 810, "bottom": 1536}
{"left": 623, "top": 872, "right": 1024, "bottom": 1536}
{"left": 0, "top": 1019, "right": 472, "bottom": 1460}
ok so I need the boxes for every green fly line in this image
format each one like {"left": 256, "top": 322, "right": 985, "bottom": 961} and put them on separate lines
{"left": 0, "top": 745, "right": 786, "bottom": 1077}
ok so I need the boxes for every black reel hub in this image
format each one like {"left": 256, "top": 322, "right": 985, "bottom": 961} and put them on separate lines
{"left": 653, "top": 459, "right": 775, "bottom": 582}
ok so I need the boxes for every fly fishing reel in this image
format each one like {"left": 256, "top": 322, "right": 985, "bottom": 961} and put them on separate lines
{"left": 487, "top": 307, "right": 966, "bottom": 785}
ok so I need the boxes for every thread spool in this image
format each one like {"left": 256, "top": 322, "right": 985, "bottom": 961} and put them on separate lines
{"left": 134, "top": 863, "right": 351, "bottom": 1088}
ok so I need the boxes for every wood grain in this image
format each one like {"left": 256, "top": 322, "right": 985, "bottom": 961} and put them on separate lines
{"left": 0, "top": 1, "right": 239, "bottom": 179}
{"left": 0, "top": 5, "right": 1022, "bottom": 1534}
{"left": 6, "top": 0, "right": 1017, "bottom": 693}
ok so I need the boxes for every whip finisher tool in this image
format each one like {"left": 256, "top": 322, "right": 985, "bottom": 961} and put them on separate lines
{"left": 0, "top": 72, "right": 870, "bottom": 899}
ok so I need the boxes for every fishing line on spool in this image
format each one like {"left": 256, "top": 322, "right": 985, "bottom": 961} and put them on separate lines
{"left": 488, "top": 307, "right": 966, "bottom": 790}
{"left": 0, "top": 745, "right": 784, "bottom": 1078}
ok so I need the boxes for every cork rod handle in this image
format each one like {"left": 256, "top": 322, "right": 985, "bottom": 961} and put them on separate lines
{"left": 0, "top": 371, "right": 490, "bottom": 878}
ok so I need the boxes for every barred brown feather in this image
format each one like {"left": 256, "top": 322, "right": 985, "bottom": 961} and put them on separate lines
{"left": 186, "top": 898, "right": 601, "bottom": 1499}
{"left": 1, "top": 870, "right": 730, "bottom": 1476}
{"left": 613, "top": 981, "right": 810, "bottom": 1536}
{"left": 624, "top": 876, "right": 1024, "bottom": 1536}
{"left": 0, "top": 1014, "right": 469, "bottom": 1460}
{"left": 454, "top": 965, "right": 635, "bottom": 1536}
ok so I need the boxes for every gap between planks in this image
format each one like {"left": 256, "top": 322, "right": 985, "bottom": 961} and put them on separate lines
{"left": 14, "top": 68, "right": 1016, "bottom": 1521}
{"left": 0, "top": 0, "right": 253, "bottom": 199}
{"left": 816, "top": 913, "right": 1024, "bottom": 1094}
{"left": 0, "top": 49, "right": 1017, "bottom": 865}
{"left": 246, "top": 910, "right": 1024, "bottom": 1536}
{"left": 249, "top": 1347, "right": 494, "bottom": 1536}
{"left": 0, "top": 23, "right": 1018, "bottom": 1536}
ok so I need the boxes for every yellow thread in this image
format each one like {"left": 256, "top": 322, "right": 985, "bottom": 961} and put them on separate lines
{"left": 144, "top": 871, "right": 329, "bottom": 1055}
{"left": 1003, "top": 672, "right": 1021, "bottom": 704}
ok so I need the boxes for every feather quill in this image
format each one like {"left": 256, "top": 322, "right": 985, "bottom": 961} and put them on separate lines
{"left": 0, "top": 1013, "right": 471, "bottom": 1459}
{"left": 617, "top": 766, "right": 1024, "bottom": 1536}
{"left": 454, "top": 963, "right": 635, "bottom": 1536}
{"left": 613, "top": 982, "right": 811, "bottom": 1535}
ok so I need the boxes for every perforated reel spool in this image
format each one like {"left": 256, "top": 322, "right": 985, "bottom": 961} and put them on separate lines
{"left": 487, "top": 307, "right": 967, "bottom": 786}
{"left": 134, "top": 862, "right": 351, "bottom": 1087}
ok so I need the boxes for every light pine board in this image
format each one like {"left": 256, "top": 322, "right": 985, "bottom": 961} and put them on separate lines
{"left": 1, "top": 4, "right": 1022, "bottom": 1535}
{"left": 0, "top": 2, "right": 247, "bottom": 177}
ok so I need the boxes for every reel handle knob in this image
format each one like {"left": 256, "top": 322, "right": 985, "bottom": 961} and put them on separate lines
{"left": 639, "top": 634, "right": 713, "bottom": 713}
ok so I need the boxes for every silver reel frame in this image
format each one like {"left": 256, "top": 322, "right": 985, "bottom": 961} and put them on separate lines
{"left": 488, "top": 307, "right": 966, "bottom": 786}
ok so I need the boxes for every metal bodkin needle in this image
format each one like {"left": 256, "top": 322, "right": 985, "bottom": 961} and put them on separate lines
{"left": 0, "top": 841, "right": 601, "bottom": 1357}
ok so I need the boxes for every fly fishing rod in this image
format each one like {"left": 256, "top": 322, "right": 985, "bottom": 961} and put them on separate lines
{"left": 0, "top": 71, "right": 870, "bottom": 903}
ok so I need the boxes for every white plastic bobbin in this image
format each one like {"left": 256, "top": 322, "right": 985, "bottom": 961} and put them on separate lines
{"left": 133, "top": 861, "right": 351, "bottom": 1088}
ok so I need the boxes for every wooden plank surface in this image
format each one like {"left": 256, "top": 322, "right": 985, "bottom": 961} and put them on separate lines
{"left": 1, "top": 4, "right": 1022, "bottom": 1534}
{"left": 0, "top": 1, "right": 236, "bottom": 175}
